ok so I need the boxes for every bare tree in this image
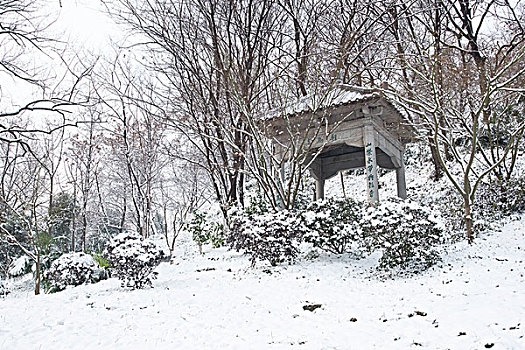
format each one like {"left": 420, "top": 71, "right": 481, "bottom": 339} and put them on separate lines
{"left": 1, "top": 1, "right": 97, "bottom": 152}
{"left": 159, "top": 157, "right": 209, "bottom": 262}
{"left": 64, "top": 105, "right": 105, "bottom": 251}
{"left": 103, "top": 0, "right": 291, "bottom": 216}
{"left": 93, "top": 54, "right": 169, "bottom": 238}
{"left": 384, "top": 0, "right": 525, "bottom": 241}
{"left": 0, "top": 153, "right": 50, "bottom": 295}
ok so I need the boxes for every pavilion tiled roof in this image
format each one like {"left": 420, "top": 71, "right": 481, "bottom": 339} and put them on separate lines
{"left": 263, "top": 85, "right": 381, "bottom": 120}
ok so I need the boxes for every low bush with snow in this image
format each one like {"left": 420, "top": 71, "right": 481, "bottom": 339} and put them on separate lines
{"left": 229, "top": 197, "right": 447, "bottom": 272}
{"left": 43, "top": 252, "right": 106, "bottom": 293}
{"left": 361, "top": 197, "right": 447, "bottom": 271}
{"left": 105, "top": 231, "right": 165, "bottom": 289}
{"left": 302, "top": 198, "right": 364, "bottom": 255}
{"left": 412, "top": 176, "right": 525, "bottom": 238}
{"left": 475, "top": 178, "right": 525, "bottom": 223}
{"left": 228, "top": 208, "right": 305, "bottom": 267}
{"left": 0, "top": 279, "right": 9, "bottom": 297}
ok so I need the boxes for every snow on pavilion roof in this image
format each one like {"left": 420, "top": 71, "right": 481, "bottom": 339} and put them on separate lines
{"left": 263, "top": 85, "right": 382, "bottom": 120}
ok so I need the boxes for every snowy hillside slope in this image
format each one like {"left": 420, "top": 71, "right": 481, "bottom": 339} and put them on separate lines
{"left": 1, "top": 216, "right": 524, "bottom": 349}
{"left": 2, "top": 146, "right": 524, "bottom": 349}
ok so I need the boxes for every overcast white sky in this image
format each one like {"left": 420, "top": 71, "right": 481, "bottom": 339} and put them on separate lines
{"left": 51, "top": 0, "right": 121, "bottom": 53}
{"left": 0, "top": 1, "right": 124, "bottom": 120}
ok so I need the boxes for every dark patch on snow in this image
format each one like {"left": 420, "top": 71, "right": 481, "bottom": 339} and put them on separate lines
{"left": 195, "top": 267, "right": 216, "bottom": 272}
{"left": 303, "top": 304, "right": 322, "bottom": 312}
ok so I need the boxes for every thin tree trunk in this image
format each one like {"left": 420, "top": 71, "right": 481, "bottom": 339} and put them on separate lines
{"left": 340, "top": 171, "right": 346, "bottom": 198}
{"left": 35, "top": 254, "right": 40, "bottom": 295}
{"left": 429, "top": 134, "right": 443, "bottom": 180}
{"left": 464, "top": 194, "right": 473, "bottom": 244}
{"left": 119, "top": 196, "right": 127, "bottom": 233}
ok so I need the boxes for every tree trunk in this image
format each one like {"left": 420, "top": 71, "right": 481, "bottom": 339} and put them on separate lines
{"left": 119, "top": 196, "right": 127, "bottom": 233}
{"left": 429, "top": 134, "right": 443, "bottom": 180}
{"left": 35, "top": 254, "right": 40, "bottom": 295}
{"left": 169, "top": 250, "right": 174, "bottom": 264}
{"left": 340, "top": 171, "right": 346, "bottom": 198}
{"left": 81, "top": 210, "right": 87, "bottom": 252}
{"left": 292, "top": 18, "right": 307, "bottom": 97}
{"left": 464, "top": 195, "right": 473, "bottom": 244}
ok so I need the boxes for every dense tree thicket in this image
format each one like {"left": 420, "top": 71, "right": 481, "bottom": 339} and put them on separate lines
{"left": 1, "top": 0, "right": 524, "bottom": 292}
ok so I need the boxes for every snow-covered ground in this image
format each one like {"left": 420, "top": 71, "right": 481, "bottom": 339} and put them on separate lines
{"left": 1, "top": 216, "right": 524, "bottom": 349}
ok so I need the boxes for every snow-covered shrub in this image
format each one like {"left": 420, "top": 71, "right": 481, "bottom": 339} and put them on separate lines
{"left": 105, "top": 231, "right": 165, "bottom": 289}
{"left": 361, "top": 198, "right": 446, "bottom": 271}
{"left": 302, "top": 198, "right": 364, "bottom": 254}
{"left": 300, "top": 197, "right": 446, "bottom": 270}
{"left": 475, "top": 178, "right": 525, "bottom": 219}
{"left": 417, "top": 176, "right": 525, "bottom": 238}
{"left": 290, "top": 176, "right": 317, "bottom": 211}
{"left": 245, "top": 190, "right": 270, "bottom": 215}
{"left": 8, "top": 255, "right": 32, "bottom": 277}
{"left": 228, "top": 208, "right": 305, "bottom": 266}
{"left": 43, "top": 252, "right": 106, "bottom": 293}
{"left": 0, "top": 279, "right": 9, "bottom": 297}
{"left": 426, "top": 188, "right": 465, "bottom": 238}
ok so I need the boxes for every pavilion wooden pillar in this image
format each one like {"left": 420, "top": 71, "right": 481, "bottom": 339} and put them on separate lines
{"left": 310, "top": 159, "right": 325, "bottom": 200}
{"left": 315, "top": 177, "right": 325, "bottom": 200}
{"left": 396, "top": 156, "right": 407, "bottom": 199}
{"left": 363, "top": 124, "right": 379, "bottom": 203}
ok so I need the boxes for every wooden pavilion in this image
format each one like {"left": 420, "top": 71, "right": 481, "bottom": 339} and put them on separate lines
{"left": 265, "top": 85, "right": 414, "bottom": 203}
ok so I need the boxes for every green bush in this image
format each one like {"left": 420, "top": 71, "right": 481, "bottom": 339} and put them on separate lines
{"left": 187, "top": 210, "right": 225, "bottom": 253}
{"left": 475, "top": 178, "right": 525, "bottom": 220}
{"left": 92, "top": 253, "right": 110, "bottom": 269}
